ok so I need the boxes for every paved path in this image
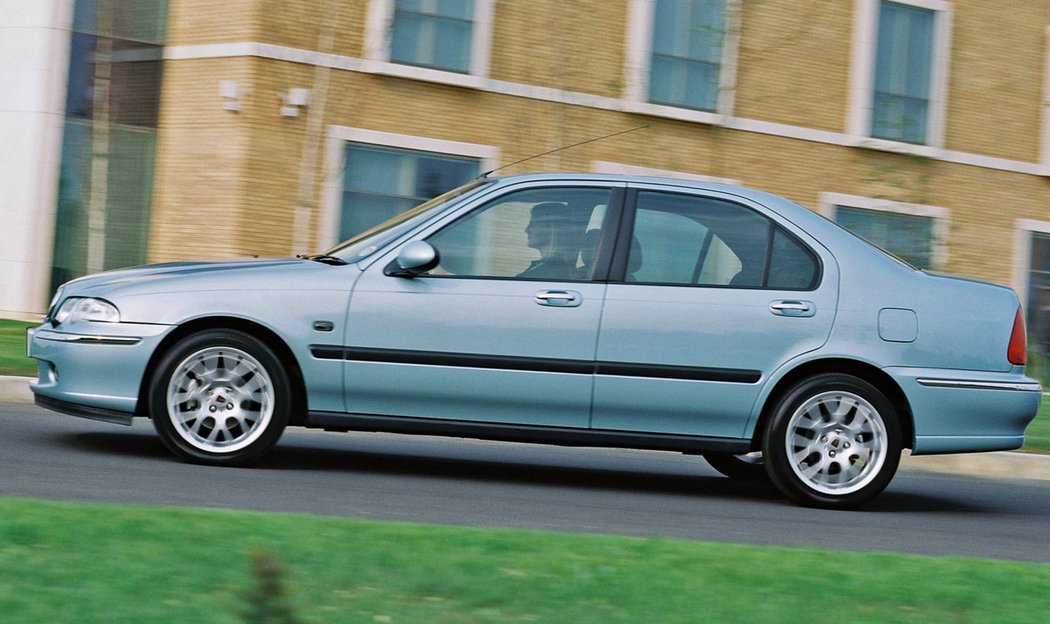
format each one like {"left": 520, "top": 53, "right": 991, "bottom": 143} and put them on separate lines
{"left": 3, "top": 402, "right": 1050, "bottom": 563}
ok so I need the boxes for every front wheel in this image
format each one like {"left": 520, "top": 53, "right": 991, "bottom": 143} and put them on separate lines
{"left": 149, "top": 329, "right": 291, "bottom": 466}
{"left": 762, "top": 374, "right": 902, "bottom": 509}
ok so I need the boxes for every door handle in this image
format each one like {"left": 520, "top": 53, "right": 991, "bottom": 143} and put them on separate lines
{"left": 535, "top": 290, "right": 582, "bottom": 307}
{"left": 770, "top": 300, "right": 815, "bottom": 317}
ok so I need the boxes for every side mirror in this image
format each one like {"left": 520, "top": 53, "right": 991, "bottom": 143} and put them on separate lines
{"left": 384, "top": 240, "right": 440, "bottom": 278}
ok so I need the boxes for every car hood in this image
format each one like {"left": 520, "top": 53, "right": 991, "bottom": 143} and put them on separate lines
{"left": 60, "top": 258, "right": 320, "bottom": 297}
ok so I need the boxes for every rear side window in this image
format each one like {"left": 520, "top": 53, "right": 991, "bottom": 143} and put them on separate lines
{"left": 627, "top": 191, "right": 820, "bottom": 290}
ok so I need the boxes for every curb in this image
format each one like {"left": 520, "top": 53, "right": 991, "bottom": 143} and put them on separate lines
{"left": 1, "top": 375, "right": 1047, "bottom": 481}
{"left": 0, "top": 376, "right": 33, "bottom": 405}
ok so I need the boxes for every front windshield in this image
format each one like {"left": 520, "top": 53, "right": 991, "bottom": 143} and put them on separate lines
{"left": 326, "top": 179, "right": 492, "bottom": 262}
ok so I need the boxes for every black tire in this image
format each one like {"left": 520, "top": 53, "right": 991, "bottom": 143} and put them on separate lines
{"left": 762, "top": 373, "right": 902, "bottom": 509}
{"left": 703, "top": 452, "right": 768, "bottom": 481}
{"left": 149, "top": 329, "right": 290, "bottom": 466}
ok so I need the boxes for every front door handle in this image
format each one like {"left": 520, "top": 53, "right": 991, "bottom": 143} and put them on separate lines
{"left": 535, "top": 290, "right": 582, "bottom": 307}
{"left": 770, "top": 300, "right": 815, "bottom": 317}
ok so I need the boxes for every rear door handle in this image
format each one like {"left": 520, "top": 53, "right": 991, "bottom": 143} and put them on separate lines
{"left": 535, "top": 290, "right": 582, "bottom": 307}
{"left": 770, "top": 300, "right": 815, "bottom": 317}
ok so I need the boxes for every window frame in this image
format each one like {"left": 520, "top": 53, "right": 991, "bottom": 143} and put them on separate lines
{"left": 418, "top": 185, "right": 623, "bottom": 283}
{"left": 364, "top": 0, "right": 495, "bottom": 79}
{"left": 847, "top": 0, "right": 953, "bottom": 150}
{"left": 623, "top": 0, "right": 742, "bottom": 122}
{"left": 614, "top": 187, "right": 822, "bottom": 290}
{"left": 319, "top": 127, "right": 500, "bottom": 250}
{"left": 819, "top": 192, "right": 949, "bottom": 270}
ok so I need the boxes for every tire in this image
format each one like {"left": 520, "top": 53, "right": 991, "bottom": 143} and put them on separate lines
{"left": 149, "top": 329, "right": 291, "bottom": 466}
{"left": 703, "top": 452, "right": 768, "bottom": 481}
{"left": 762, "top": 373, "right": 901, "bottom": 509}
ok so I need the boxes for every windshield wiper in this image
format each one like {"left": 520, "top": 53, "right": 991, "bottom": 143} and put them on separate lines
{"left": 296, "top": 253, "right": 347, "bottom": 266}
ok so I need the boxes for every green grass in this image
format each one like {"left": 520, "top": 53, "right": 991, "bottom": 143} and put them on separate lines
{"left": 0, "top": 319, "right": 35, "bottom": 377}
{"left": 0, "top": 498, "right": 1048, "bottom": 624}
{"left": 2, "top": 317, "right": 1048, "bottom": 451}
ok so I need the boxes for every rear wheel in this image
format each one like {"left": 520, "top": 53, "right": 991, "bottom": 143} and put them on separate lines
{"left": 762, "top": 374, "right": 901, "bottom": 509}
{"left": 149, "top": 329, "right": 290, "bottom": 466}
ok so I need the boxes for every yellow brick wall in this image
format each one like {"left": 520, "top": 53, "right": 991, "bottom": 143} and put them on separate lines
{"left": 945, "top": 2, "right": 1045, "bottom": 162}
{"left": 151, "top": 0, "right": 1050, "bottom": 288}
{"left": 489, "top": 0, "right": 627, "bottom": 97}
{"left": 734, "top": 0, "right": 853, "bottom": 133}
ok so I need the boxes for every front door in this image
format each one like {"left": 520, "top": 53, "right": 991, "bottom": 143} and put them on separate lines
{"left": 342, "top": 183, "right": 620, "bottom": 428}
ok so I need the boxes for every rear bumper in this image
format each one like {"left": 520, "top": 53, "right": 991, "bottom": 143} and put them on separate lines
{"left": 888, "top": 367, "right": 1042, "bottom": 455}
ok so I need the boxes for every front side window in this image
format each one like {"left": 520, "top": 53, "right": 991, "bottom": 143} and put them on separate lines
{"left": 627, "top": 191, "right": 819, "bottom": 290}
{"left": 871, "top": 1, "right": 935, "bottom": 144}
{"left": 649, "top": 0, "right": 726, "bottom": 111}
{"left": 835, "top": 205, "right": 933, "bottom": 269}
{"left": 341, "top": 143, "right": 479, "bottom": 241}
{"left": 425, "top": 187, "right": 611, "bottom": 280}
{"left": 390, "top": 0, "right": 475, "bottom": 73}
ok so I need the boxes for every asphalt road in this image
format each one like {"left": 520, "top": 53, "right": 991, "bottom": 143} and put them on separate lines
{"left": 3, "top": 402, "right": 1049, "bottom": 563}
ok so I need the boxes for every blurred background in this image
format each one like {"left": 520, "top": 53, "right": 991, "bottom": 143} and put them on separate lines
{"left": 4, "top": 0, "right": 1050, "bottom": 383}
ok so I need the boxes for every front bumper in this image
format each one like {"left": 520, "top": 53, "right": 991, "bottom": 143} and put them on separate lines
{"left": 27, "top": 321, "right": 174, "bottom": 418}
{"left": 887, "top": 366, "right": 1042, "bottom": 454}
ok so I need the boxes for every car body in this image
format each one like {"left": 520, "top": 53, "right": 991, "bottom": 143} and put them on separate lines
{"left": 27, "top": 173, "right": 1041, "bottom": 508}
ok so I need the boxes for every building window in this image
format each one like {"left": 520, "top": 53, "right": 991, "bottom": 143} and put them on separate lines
{"left": 836, "top": 206, "right": 934, "bottom": 268}
{"left": 623, "top": 0, "right": 739, "bottom": 117}
{"left": 1025, "top": 231, "right": 1050, "bottom": 383}
{"left": 340, "top": 143, "right": 480, "bottom": 240}
{"left": 51, "top": 0, "right": 167, "bottom": 291}
{"left": 365, "top": 0, "right": 494, "bottom": 78}
{"left": 848, "top": 0, "right": 951, "bottom": 148}
{"left": 872, "top": 2, "right": 934, "bottom": 143}
{"left": 390, "top": 0, "right": 474, "bottom": 73}
{"left": 820, "top": 193, "right": 948, "bottom": 270}
{"left": 648, "top": 0, "right": 726, "bottom": 111}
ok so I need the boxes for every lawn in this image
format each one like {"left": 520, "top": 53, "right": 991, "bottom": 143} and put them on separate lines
{"left": 0, "top": 319, "right": 35, "bottom": 376}
{"left": 3, "top": 317, "right": 1049, "bottom": 452}
{"left": 1, "top": 497, "right": 1048, "bottom": 624}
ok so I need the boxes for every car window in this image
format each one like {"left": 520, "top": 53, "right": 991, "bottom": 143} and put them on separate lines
{"left": 628, "top": 191, "right": 819, "bottom": 290}
{"left": 424, "top": 187, "right": 612, "bottom": 280}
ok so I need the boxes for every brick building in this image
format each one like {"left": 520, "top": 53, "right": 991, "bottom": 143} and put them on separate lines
{"left": 5, "top": 0, "right": 1050, "bottom": 375}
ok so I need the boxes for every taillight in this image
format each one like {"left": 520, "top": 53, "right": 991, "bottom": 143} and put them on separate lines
{"left": 1008, "top": 307, "right": 1027, "bottom": 366}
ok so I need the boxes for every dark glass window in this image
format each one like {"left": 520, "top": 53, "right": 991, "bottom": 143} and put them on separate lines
{"left": 627, "top": 191, "right": 819, "bottom": 290}
{"left": 50, "top": 0, "right": 167, "bottom": 292}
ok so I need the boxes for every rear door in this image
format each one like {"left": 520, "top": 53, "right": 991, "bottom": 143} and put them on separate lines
{"left": 591, "top": 185, "right": 838, "bottom": 438}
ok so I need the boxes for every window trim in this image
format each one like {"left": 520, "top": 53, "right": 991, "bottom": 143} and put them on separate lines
{"left": 320, "top": 126, "right": 500, "bottom": 250}
{"left": 819, "top": 192, "right": 949, "bottom": 270}
{"left": 623, "top": 0, "right": 742, "bottom": 121}
{"left": 847, "top": 0, "right": 953, "bottom": 150}
{"left": 364, "top": 0, "right": 494, "bottom": 81}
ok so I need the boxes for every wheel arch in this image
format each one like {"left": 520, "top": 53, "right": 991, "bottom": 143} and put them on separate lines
{"left": 135, "top": 316, "right": 309, "bottom": 425}
{"left": 752, "top": 358, "right": 914, "bottom": 451}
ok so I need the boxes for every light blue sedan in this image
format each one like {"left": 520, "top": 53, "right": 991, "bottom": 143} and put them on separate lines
{"left": 27, "top": 173, "right": 1041, "bottom": 508}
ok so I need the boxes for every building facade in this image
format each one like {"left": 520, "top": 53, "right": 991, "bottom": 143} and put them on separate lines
{"left": 5, "top": 0, "right": 1050, "bottom": 375}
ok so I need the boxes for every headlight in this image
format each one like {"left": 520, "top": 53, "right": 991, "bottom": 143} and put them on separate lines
{"left": 53, "top": 297, "right": 121, "bottom": 325}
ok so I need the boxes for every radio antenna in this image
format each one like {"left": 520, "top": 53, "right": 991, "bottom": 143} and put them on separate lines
{"left": 479, "top": 124, "right": 650, "bottom": 178}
